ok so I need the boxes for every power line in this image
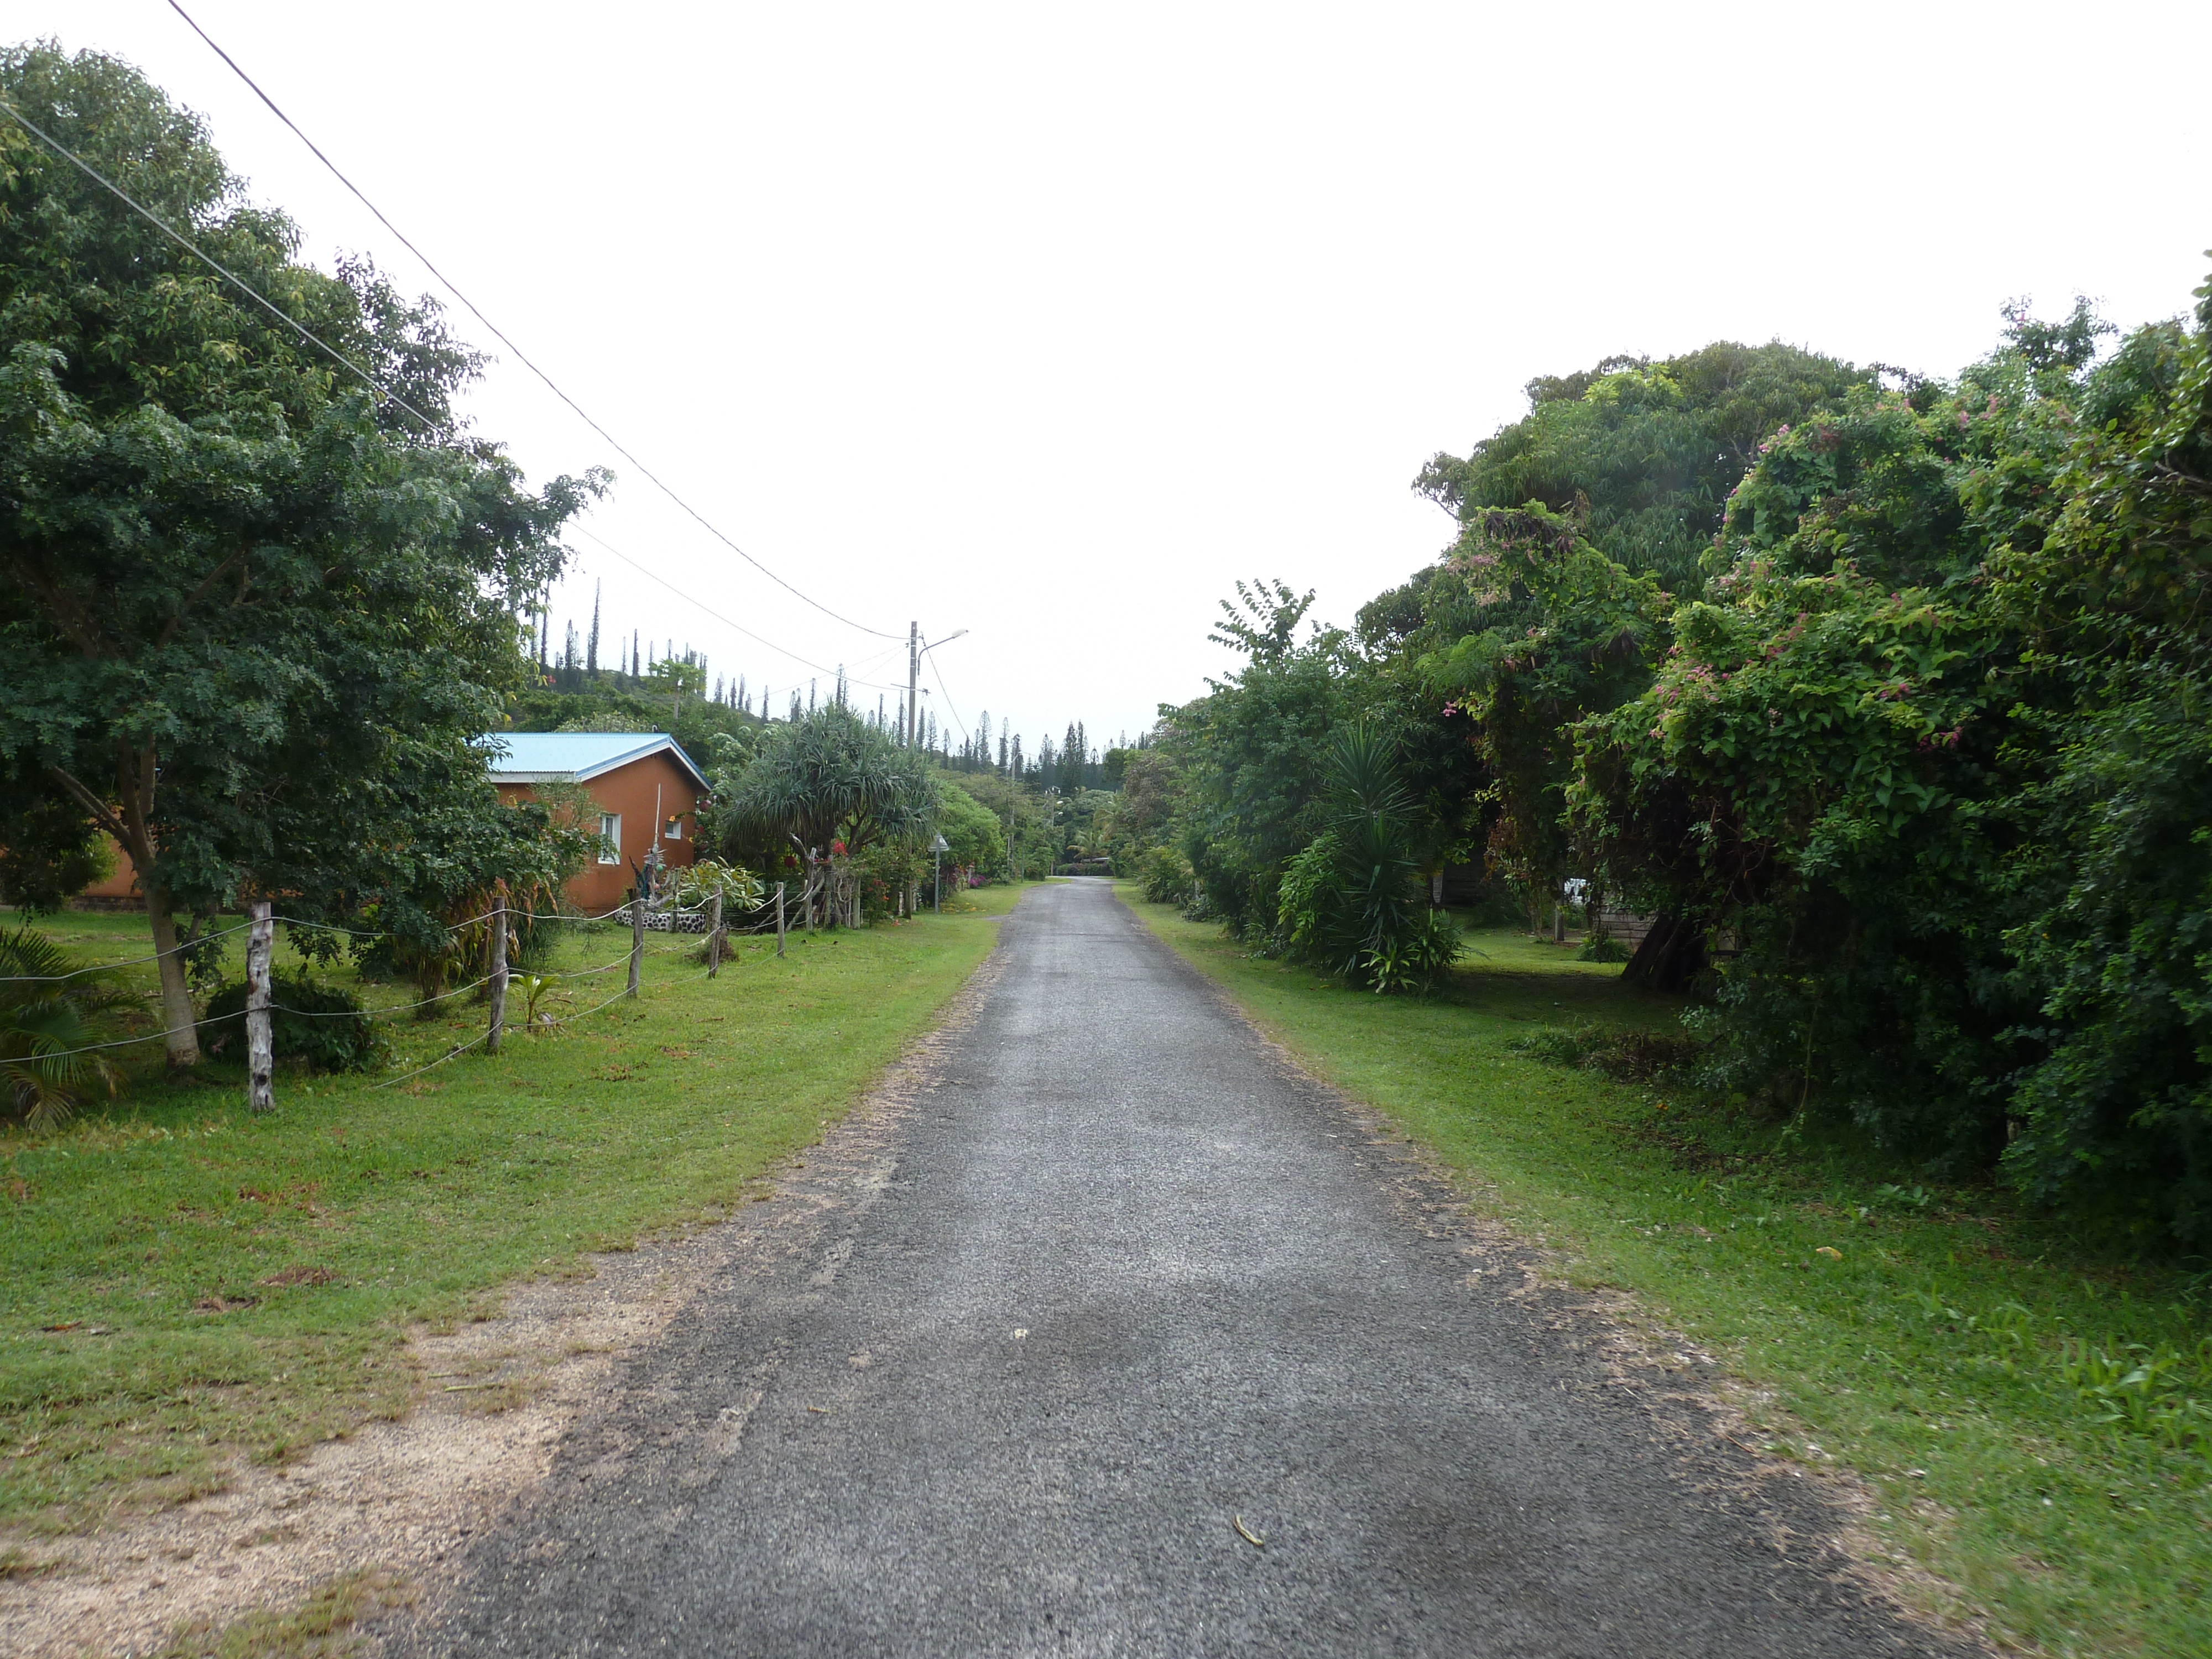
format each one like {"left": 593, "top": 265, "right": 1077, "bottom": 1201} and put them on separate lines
{"left": 3, "top": 95, "right": 913, "bottom": 714}
{"left": 0, "top": 98, "right": 442, "bottom": 435}
{"left": 163, "top": 0, "right": 902, "bottom": 644}
{"left": 575, "top": 528, "right": 906, "bottom": 693}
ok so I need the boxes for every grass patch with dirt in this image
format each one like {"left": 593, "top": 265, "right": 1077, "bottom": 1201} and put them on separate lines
{"left": 0, "top": 885, "right": 1025, "bottom": 1535}
{"left": 1120, "top": 885, "right": 2210, "bottom": 1659}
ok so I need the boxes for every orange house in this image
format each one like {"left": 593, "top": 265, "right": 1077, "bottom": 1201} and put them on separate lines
{"left": 61, "top": 733, "right": 707, "bottom": 915}
{"left": 487, "top": 732, "right": 709, "bottom": 914}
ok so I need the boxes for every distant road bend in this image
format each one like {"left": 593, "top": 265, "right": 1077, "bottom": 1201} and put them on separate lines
{"left": 394, "top": 879, "right": 1968, "bottom": 1658}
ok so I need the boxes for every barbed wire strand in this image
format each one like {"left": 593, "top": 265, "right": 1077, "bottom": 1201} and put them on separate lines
{"left": 368, "top": 1030, "right": 492, "bottom": 1092}
{"left": 0, "top": 921, "right": 255, "bottom": 983}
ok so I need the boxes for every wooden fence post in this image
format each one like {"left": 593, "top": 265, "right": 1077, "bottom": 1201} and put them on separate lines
{"left": 776, "top": 880, "right": 787, "bottom": 958}
{"left": 486, "top": 893, "right": 509, "bottom": 1054}
{"left": 628, "top": 890, "right": 645, "bottom": 999}
{"left": 707, "top": 891, "right": 723, "bottom": 979}
{"left": 245, "top": 901, "right": 274, "bottom": 1115}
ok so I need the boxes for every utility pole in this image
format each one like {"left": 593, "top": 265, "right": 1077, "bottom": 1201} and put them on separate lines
{"left": 906, "top": 620, "right": 919, "bottom": 747}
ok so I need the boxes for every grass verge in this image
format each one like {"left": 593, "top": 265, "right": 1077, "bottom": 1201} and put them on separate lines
{"left": 1120, "top": 885, "right": 2210, "bottom": 1659}
{"left": 1, "top": 885, "right": 1025, "bottom": 1534}
{"left": 153, "top": 1567, "right": 411, "bottom": 1659}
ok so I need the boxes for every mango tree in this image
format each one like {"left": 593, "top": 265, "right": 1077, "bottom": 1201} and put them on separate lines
{"left": 0, "top": 46, "right": 596, "bottom": 1064}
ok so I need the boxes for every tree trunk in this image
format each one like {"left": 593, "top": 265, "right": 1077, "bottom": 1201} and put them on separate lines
{"left": 1621, "top": 914, "right": 1707, "bottom": 994}
{"left": 51, "top": 745, "right": 200, "bottom": 1064}
{"left": 143, "top": 883, "right": 202, "bottom": 1068}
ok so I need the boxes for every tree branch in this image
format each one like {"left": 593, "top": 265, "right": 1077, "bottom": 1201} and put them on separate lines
{"left": 45, "top": 764, "right": 131, "bottom": 849}
{"left": 156, "top": 546, "right": 250, "bottom": 646}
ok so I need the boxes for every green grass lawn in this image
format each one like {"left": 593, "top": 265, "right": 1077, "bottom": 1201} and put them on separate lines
{"left": 0, "top": 885, "right": 1026, "bottom": 1535}
{"left": 1121, "top": 886, "right": 2210, "bottom": 1659}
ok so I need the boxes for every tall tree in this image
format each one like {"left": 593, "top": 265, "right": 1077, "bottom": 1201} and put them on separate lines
{"left": 0, "top": 46, "right": 597, "bottom": 1063}
{"left": 1416, "top": 342, "right": 1875, "bottom": 594}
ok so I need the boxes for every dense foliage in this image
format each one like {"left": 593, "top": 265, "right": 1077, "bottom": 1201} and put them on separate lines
{"left": 1137, "top": 278, "right": 2212, "bottom": 1240}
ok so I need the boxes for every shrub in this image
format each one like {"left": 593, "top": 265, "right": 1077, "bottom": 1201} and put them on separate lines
{"left": 855, "top": 842, "right": 928, "bottom": 920}
{"left": 1137, "top": 844, "right": 1193, "bottom": 906}
{"left": 670, "top": 858, "right": 765, "bottom": 914}
{"left": 1577, "top": 932, "right": 1630, "bottom": 963}
{"left": 203, "top": 973, "right": 384, "bottom": 1073}
{"left": 1514, "top": 1022, "right": 1700, "bottom": 1082}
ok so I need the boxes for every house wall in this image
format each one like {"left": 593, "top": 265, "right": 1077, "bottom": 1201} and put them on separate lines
{"left": 75, "top": 837, "right": 143, "bottom": 908}
{"left": 497, "top": 749, "right": 703, "bottom": 913}
{"left": 60, "top": 753, "right": 703, "bottom": 917}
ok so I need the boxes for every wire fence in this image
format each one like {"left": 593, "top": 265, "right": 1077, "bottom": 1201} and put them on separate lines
{"left": 4, "top": 886, "right": 795, "bottom": 1089}
{"left": 0, "top": 919, "right": 256, "bottom": 982}
{"left": 0, "top": 902, "right": 640, "bottom": 986}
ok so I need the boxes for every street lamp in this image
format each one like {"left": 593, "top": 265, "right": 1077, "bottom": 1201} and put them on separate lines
{"left": 932, "top": 833, "right": 950, "bottom": 913}
{"left": 906, "top": 628, "right": 969, "bottom": 748}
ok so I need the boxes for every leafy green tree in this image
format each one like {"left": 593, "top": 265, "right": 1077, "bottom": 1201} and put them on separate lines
{"left": 644, "top": 655, "right": 707, "bottom": 721}
{"left": 0, "top": 789, "right": 114, "bottom": 912}
{"left": 1414, "top": 505, "right": 1668, "bottom": 927}
{"left": 934, "top": 779, "right": 1003, "bottom": 874}
{"left": 0, "top": 45, "right": 597, "bottom": 1063}
{"left": 1175, "top": 580, "right": 1359, "bottom": 933}
{"left": 1416, "top": 342, "right": 1875, "bottom": 592}
{"left": 503, "top": 673, "right": 759, "bottom": 776}
{"left": 1104, "top": 743, "right": 1184, "bottom": 854}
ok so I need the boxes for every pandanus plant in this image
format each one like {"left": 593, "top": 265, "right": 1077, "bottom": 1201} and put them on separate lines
{"left": 715, "top": 703, "right": 938, "bottom": 870}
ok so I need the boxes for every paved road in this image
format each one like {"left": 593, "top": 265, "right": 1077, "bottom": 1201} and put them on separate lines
{"left": 395, "top": 880, "right": 1963, "bottom": 1657}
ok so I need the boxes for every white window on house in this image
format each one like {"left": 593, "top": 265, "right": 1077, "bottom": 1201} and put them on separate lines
{"left": 664, "top": 816, "right": 684, "bottom": 842}
{"left": 598, "top": 813, "right": 622, "bottom": 864}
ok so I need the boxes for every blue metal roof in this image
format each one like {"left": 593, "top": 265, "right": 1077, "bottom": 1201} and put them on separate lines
{"left": 482, "top": 732, "right": 709, "bottom": 790}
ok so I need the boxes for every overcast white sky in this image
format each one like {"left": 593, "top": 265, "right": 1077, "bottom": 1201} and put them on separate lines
{"left": 32, "top": 1, "right": 2212, "bottom": 754}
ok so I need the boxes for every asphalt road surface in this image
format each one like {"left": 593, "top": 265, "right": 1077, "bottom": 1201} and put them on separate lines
{"left": 393, "top": 880, "right": 1966, "bottom": 1657}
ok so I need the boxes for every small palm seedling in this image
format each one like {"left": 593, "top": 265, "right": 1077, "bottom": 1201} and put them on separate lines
{"left": 1, "top": 928, "right": 135, "bottom": 1133}
{"left": 518, "top": 974, "right": 561, "bottom": 1033}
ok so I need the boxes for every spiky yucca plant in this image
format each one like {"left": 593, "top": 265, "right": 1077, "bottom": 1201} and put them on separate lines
{"left": 1278, "top": 726, "right": 1462, "bottom": 993}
